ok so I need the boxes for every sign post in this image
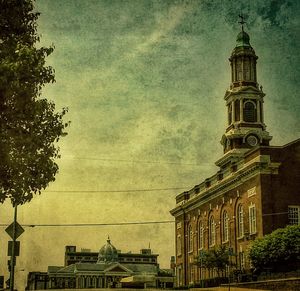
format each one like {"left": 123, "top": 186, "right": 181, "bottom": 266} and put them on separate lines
{"left": 5, "top": 206, "right": 24, "bottom": 291}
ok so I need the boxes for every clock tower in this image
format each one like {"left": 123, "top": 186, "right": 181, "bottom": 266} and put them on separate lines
{"left": 220, "top": 19, "right": 272, "bottom": 157}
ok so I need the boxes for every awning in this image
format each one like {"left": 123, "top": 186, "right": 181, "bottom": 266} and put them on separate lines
{"left": 120, "top": 275, "right": 156, "bottom": 283}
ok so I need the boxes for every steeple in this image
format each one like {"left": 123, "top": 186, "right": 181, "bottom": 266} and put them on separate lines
{"left": 220, "top": 18, "right": 272, "bottom": 159}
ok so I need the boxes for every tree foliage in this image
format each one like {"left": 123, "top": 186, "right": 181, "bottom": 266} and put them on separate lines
{"left": 249, "top": 225, "right": 300, "bottom": 273}
{"left": 0, "top": 0, "right": 68, "bottom": 205}
{"left": 195, "top": 245, "right": 230, "bottom": 276}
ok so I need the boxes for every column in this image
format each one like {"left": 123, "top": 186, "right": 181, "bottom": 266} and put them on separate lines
{"left": 257, "top": 101, "right": 261, "bottom": 123}
{"left": 232, "top": 101, "right": 235, "bottom": 123}
{"left": 240, "top": 98, "right": 244, "bottom": 122}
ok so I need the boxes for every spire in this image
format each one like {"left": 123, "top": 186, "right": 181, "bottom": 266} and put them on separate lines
{"left": 218, "top": 22, "right": 272, "bottom": 158}
{"left": 238, "top": 14, "right": 246, "bottom": 32}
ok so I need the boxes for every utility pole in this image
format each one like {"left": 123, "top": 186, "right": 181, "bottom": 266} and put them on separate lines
{"left": 10, "top": 205, "right": 18, "bottom": 291}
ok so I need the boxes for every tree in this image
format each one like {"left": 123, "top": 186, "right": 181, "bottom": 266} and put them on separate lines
{"left": 0, "top": 0, "right": 68, "bottom": 206}
{"left": 195, "top": 245, "right": 230, "bottom": 277}
{"left": 249, "top": 225, "right": 300, "bottom": 273}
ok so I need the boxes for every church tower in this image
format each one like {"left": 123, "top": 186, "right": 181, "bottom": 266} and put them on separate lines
{"left": 220, "top": 18, "right": 272, "bottom": 157}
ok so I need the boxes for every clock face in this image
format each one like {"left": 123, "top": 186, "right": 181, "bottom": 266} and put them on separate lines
{"left": 246, "top": 135, "right": 258, "bottom": 147}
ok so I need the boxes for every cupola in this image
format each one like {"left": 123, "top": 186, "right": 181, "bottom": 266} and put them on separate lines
{"left": 97, "top": 236, "right": 119, "bottom": 264}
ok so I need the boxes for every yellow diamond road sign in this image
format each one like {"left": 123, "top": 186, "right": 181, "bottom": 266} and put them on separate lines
{"left": 5, "top": 222, "right": 24, "bottom": 240}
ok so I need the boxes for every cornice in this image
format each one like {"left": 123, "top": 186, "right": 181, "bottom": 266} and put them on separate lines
{"left": 170, "top": 158, "right": 280, "bottom": 217}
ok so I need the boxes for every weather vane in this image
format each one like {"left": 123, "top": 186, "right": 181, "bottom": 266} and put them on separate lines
{"left": 238, "top": 14, "right": 246, "bottom": 32}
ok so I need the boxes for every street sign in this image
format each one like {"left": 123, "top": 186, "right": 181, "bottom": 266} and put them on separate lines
{"left": 8, "top": 241, "right": 20, "bottom": 256}
{"left": 5, "top": 222, "right": 24, "bottom": 239}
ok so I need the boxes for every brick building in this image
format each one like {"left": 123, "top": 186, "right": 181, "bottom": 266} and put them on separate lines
{"left": 170, "top": 26, "right": 300, "bottom": 287}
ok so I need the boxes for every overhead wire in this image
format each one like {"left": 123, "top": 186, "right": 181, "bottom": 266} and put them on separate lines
{"left": 44, "top": 187, "right": 187, "bottom": 193}
{"left": 0, "top": 220, "right": 175, "bottom": 228}
{"left": 61, "top": 155, "right": 210, "bottom": 167}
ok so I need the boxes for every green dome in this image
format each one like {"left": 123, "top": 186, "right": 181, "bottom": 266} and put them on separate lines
{"left": 97, "top": 237, "right": 119, "bottom": 263}
{"left": 236, "top": 31, "right": 250, "bottom": 47}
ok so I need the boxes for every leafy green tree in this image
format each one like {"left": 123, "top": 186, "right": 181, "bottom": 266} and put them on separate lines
{"left": 0, "top": 0, "right": 68, "bottom": 205}
{"left": 249, "top": 225, "right": 300, "bottom": 273}
{"left": 195, "top": 245, "right": 230, "bottom": 277}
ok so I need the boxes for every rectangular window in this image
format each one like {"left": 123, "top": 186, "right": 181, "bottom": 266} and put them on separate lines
{"left": 177, "top": 235, "right": 182, "bottom": 256}
{"left": 288, "top": 206, "right": 300, "bottom": 225}
{"left": 239, "top": 252, "right": 245, "bottom": 270}
{"left": 249, "top": 205, "right": 257, "bottom": 234}
{"left": 177, "top": 266, "right": 182, "bottom": 286}
{"left": 189, "top": 264, "right": 194, "bottom": 284}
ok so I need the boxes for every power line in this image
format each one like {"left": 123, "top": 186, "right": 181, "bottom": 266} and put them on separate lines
{"left": 0, "top": 220, "right": 174, "bottom": 228}
{"left": 62, "top": 156, "right": 209, "bottom": 167}
{"left": 44, "top": 187, "right": 187, "bottom": 193}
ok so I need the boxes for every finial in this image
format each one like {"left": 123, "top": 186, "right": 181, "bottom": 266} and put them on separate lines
{"left": 107, "top": 235, "right": 110, "bottom": 242}
{"left": 238, "top": 14, "right": 246, "bottom": 32}
{"left": 148, "top": 242, "right": 151, "bottom": 249}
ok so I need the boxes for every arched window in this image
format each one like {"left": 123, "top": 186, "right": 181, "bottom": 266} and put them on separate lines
{"left": 237, "top": 204, "right": 244, "bottom": 238}
{"left": 198, "top": 221, "right": 204, "bottom": 249}
{"left": 222, "top": 211, "right": 229, "bottom": 242}
{"left": 243, "top": 101, "right": 257, "bottom": 122}
{"left": 209, "top": 216, "right": 215, "bottom": 247}
{"left": 188, "top": 225, "right": 193, "bottom": 252}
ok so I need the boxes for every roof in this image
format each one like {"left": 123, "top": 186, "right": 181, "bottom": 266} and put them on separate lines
{"left": 48, "top": 266, "right": 64, "bottom": 273}
{"left": 48, "top": 262, "right": 157, "bottom": 275}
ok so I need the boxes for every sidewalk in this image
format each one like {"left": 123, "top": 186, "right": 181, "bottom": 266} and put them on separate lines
{"left": 194, "top": 288, "right": 268, "bottom": 291}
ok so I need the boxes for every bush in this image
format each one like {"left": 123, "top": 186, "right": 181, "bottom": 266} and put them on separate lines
{"left": 249, "top": 225, "right": 300, "bottom": 273}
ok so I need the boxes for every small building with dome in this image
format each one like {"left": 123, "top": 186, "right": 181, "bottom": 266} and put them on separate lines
{"left": 26, "top": 238, "right": 175, "bottom": 290}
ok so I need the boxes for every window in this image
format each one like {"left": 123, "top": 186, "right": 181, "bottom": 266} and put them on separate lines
{"left": 189, "top": 264, "right": 194, "bottom": 283}
{"left": 243, "top": 58, "right": 250, "bottom": 80}
{"left": 177, "top": 266, "right": 182, "bottom": 286}
{"left": 177, "top": 234, "right": 182, "bottom": 256}
{"left": 239, "top": 252, "right": 245, "bottom": 270}
{"left": 288, "top": 206, "right": 300, "bottom": 225}
{"left": 236, "top": 60, "right": 242, "bottom": 81}
{"left": 222, "top": 211, "right": 229, "bottom": 242}
{"left": 244, "top": 101, "right": 257, "bottom": 122}
{"left": 188, "top": 225, "right": 193, "bottom": 252}
{"left": 198, "top": 221, "right": 204, "bottom": 249}
{"left": 209, "top": 216, "right": 215, "bottom": 246}
{"left": 249, "top": 204, "right": 257, "bottom": 234}
{"left": 237, "top": 204, "right": 244, "bottom": 237}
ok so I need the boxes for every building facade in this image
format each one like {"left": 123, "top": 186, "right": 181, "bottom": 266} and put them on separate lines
{"left": 26, "top": 238, "right": 174, "bottom": 290}
{"left": 170, "top": 27, "right": 300, "bottom": 287}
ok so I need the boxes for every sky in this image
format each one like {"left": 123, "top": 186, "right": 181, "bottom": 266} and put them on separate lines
{"left": 0, "top": 0, "right": 300, "bottom": 289}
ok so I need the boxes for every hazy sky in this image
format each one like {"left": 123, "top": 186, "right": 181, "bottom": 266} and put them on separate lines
{"left": 0, "top": 0, "right": 299, "bottom": 289}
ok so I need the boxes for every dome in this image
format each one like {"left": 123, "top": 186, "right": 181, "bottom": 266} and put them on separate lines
{"left": 97, "top": 237, "right": 119, "bottom": 263}
{"left": 236, "top": 30, "right": 250, "bottom": 47}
